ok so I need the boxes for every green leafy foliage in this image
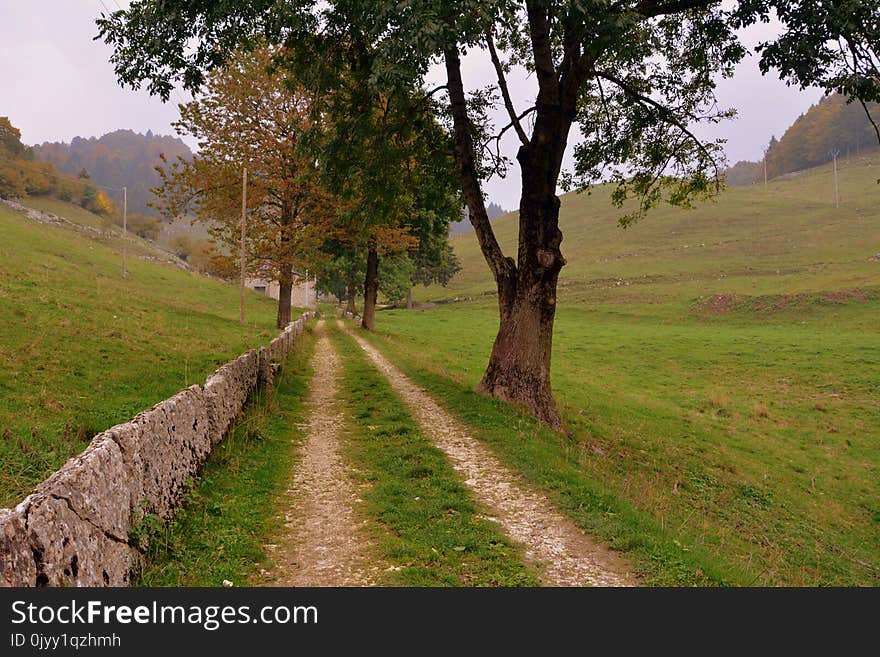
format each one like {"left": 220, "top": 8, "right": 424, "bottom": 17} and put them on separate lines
{"left": 737, "top": 0, "right": 880, "bottom": 109}
{"left": 378, "top": 253, "right": 415, "bottom": 303}
{"left": 122, "top": 213, "right": 162, "bottom": 241}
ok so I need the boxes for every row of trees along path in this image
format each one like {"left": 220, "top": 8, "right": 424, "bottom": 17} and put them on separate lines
{"left": 100, "top": 1, "right": 880, "bottom": 432}
{"left": 266, "top": 319, "right": 636, "bottom": 587}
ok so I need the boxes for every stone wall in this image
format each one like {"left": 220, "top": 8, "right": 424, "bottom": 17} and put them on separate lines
{"left": 0, "top": 311, "right": 316, "bottom": 587}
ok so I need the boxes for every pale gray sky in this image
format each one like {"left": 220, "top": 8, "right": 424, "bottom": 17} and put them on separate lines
{"left": 1, "top": 2, "right": 823, "bottom": 210}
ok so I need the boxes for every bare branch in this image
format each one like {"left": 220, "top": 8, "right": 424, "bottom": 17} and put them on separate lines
{"left": 424, "top": 84, "right": 448, "bottom": 99}
{"left": 443, "top": 46, "right": 515, "bottom": 283}
{"left": 594, "top": 75, "right": 613, "bottom": 127}
{"left": 595, "top": 70, "right": 721, "bottom": 180}
{"left": 482, "top": 107, "right": 537, "bottom": 151}
{"left": 859, "top": 98, "right": 880, "bottom": 145}
{"left": 485, "top": 29, "right": 529, "bottom": 146}
{"left": 623, "top": 0, "right": 720, "bottom": 18}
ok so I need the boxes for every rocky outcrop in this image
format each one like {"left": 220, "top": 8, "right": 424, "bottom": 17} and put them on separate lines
{"left": 0, "top": 311, "right": 316, "bottom": 587}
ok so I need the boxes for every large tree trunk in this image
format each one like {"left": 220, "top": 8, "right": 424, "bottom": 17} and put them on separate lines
{"left": 405, "top": 287, "right": 413, "bottom": 310}
{"left": 361, "top": 237, "right": 378, "bottom": 331}
{"left": 345, "top": 276, "right": 357, "bottom": 314}
{"left": 444, "top": 44, "right": 569, "bottom": 429}
{"left": 276, "top": 263, "right": 293, "bottom": 329}
{"left": 276, "top": 202, "right": 295, "bottom": 329}
{"left": 478, "top": 197, "right": 564, "bottom": 429}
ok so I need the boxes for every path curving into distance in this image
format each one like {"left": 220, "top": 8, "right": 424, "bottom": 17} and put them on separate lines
{"left": 264, "top": 321, "right": 381, "bottom": 586}
{"left": 339, "top": 320, "right": 638, "bottom": 587}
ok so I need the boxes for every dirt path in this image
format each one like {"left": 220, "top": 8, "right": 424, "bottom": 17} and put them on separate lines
{"left": 263, "top": 321, "right": 381, "bottom": 586}
{"left": 339, "top": 320, "right": 638, "bottom": 587}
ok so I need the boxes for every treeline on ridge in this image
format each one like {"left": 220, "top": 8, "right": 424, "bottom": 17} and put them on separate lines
{"left": 33, "top": 129, "right": 192, "bottom": 217}
{"left": 0, "top": 116, "right": 116, "bottom": 216}
{"left": 726, "top": 93, "right": 879, "bottom": 186}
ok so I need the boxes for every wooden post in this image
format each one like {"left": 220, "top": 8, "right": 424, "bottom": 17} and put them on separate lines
{"left": 240, "top": 167, "right": 247, "bottom": 324}
{"left": 122, "top": 186, "right": 127, "bottom": 277}
{"left": 832, "top": 151, "right": 840, "bottom": 208}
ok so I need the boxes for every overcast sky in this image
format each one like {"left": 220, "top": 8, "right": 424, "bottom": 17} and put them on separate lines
{"left": 1, "top": 2, "right": 823, "bottom": 210}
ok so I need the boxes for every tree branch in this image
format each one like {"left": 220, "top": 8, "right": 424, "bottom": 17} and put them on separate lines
{"left": 626, "top": 0, "right": 720, "bottom": 18}
{"left": 525, "top": 0, "right": 559, "bottom": 102}
{"left": 443, "top": 46, "right": 515, "bottom": 283}
{"left": 595, "top": 70, "right": 721, "bottom": 179}
{"left": 859, "top": 98, "right": 880, "bottom": 145}
{"left": 485, "top": 29, "right": 529, "bottom": 146}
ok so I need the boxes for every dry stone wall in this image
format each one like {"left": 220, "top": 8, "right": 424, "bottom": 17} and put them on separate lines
{"left": 0, "top": 311, "right": 316, "bottom": 587}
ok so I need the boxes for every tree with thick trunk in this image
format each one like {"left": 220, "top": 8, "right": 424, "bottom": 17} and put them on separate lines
{"left": 345, "top": 277, "right": 357, "bottom": 315}
{"left": 276, "top": 263, "right": 294, "bottom": 328}
{"left": 361, "top": 237, "right": 379, "bottom": 330}
{"left": 443, "top": 36, "right": 574, "bottom": 427}
{"left": 433, "top": 3, "right": 748, "bottom": 427}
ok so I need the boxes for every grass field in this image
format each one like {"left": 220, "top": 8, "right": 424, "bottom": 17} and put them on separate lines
{"left": 0, "top": 199, "right": 283, "bottom": 507}
{"left": 425, "top": 151, "right": 880, "bottom": 306}
{"left": 366, "top": 156, "right": 880, "bottom": 586}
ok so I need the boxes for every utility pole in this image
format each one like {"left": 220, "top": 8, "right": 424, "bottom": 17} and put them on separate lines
{"left": 304, "top": 269, "right": 310, "bottom": 308}
{"left": 763, "top": 156, "right": 767, "bottom": 189}
{"left": 831, "top": 150, "right": 840, "bottom": 208}
{"left": 240, "top": 167, "right": 247, "bottom": 325}
{"left": 122, "top": 186, "right": 127, "bottom": 277}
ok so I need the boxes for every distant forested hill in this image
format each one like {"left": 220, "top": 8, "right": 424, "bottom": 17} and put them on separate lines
{"left": 724, "top": 160, "right": 763, "bottom": 187}
{"left": 725, "top": 94, "right": 879, "bottom": 186}
{"left": 1, "top": 116, "right": 115, "bottom": 216}
{"left": 33, "top": 130, "right": 192, "bottom": 216}
{"left": 766, "top": 94, "right": 879, "bottom": 179}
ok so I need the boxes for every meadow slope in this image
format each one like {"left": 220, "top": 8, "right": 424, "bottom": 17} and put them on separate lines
{"left": 0, "top": 199, "right": 282, "bottom": 506}
{"left": 426, "top": 151, "right": 880, "bottom": 305}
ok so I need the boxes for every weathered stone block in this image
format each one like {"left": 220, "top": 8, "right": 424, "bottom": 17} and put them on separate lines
{"left": 0, "top": 505, "right": 35, "bottom": 587}
{"left": 101, "top": 421, "right": 146, "bottom": 521}
{"left": 268, "top": 336, "right": 282, "bottom": 362}
{"left": 134, "top": 386, "right": 210, "bottom": 518}
{"left": 204, "top": 351, "right": 258, "bottom": 446}
{"left": 26, "top": 493, "right": 131, "bottom": 587}
{"left": 36, "top": 435, "right": 132, "bottom": 546}
{"left": 258, "top": 346, "right": 273, "bottom": 393}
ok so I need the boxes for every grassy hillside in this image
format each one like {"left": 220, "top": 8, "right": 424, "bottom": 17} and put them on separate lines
{"left": 377, "top": 156, "right": 880, "bottom": 585}
{"left": 431, "top": 152, "right": 880, "bottom": 305}
{"left": 0, "top": 199, "right": 283, "bottom": 507}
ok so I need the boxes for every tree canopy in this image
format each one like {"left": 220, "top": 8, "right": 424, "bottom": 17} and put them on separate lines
{"left": 152, "top": 47, "right": 340, "bottom": 327}
{"left": 764, "top": 93, "right": 880, "bottom": 179}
